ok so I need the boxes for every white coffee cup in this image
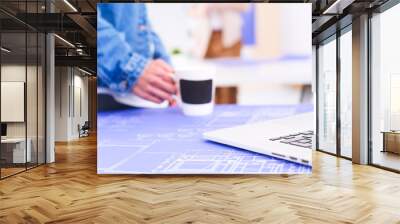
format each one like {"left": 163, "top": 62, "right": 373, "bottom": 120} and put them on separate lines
{"left": 174, "top": 67, "right": 215, "bottom": 116}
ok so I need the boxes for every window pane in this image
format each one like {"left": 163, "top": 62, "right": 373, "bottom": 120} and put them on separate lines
{"left": 371, "top": 3, "right": 400, "bottom": 171}
{"left": 318, "top": 37, "right": 337, "bottom": 154}
{"left": 340, "top": 29, "right": 352, "bottom": 158}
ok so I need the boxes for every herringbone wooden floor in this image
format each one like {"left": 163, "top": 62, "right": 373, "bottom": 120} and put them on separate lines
{"left": 1, "top": 134, "right": 400, "bottom": 224}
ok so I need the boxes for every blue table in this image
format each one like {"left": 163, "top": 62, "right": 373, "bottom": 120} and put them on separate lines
{"left": 98, "top": 105, "right": 313, "bottom": 174}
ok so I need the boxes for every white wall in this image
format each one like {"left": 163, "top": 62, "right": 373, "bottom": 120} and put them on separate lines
{"left": 1, "top": 66, "right": 25, "bottom": 128}
{"left": 147, "top": 3, "right": 192, "bottom": 55}
{"left": 71, "top": 74, "right": 89, "bottom": 138}
{"left": 55, "top": 67, "right": 67, "bottom": 141}
{"left": 54, "top": 67, "right": 89, "bottom": 141}
{"left": 1, "top": 65, "right": 35, "bottom": 138}
{"left": 1, "top": 64, "right": 46, "bottom": 164}
{"left": 75, "top": 74, "right": 89, "bottom": 123}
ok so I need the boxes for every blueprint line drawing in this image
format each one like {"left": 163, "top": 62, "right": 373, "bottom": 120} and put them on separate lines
{"left": 98, "top": 105, "right": 313, "bottom": 174}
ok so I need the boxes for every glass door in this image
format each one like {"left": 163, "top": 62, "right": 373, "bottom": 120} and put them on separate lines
{"left": 1, "top": 30, "right": 28, "bottom": 178}
{"left": 0, "top": 0, "right": 46, "bottom": 179}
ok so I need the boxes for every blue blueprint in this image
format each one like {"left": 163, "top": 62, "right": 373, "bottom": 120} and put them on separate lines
{"left": 98, "top": 105, "right": 313, "bottom": 174}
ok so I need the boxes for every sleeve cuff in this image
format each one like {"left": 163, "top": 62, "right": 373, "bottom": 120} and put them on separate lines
{"left": 110, "top": 53, "right": 149, "bottom": 94}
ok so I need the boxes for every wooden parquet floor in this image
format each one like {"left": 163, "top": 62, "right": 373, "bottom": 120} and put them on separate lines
{"left": 1, "top": 134, "right": 400, "bottom": 224}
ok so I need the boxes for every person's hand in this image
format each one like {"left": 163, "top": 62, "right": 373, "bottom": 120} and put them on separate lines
{"left": 133, "top": 59, "right": 177, "bottom": 104}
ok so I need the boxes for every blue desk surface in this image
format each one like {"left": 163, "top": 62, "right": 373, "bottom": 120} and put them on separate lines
{"left": 98, "top": 104, "right": 313, "bottom": 174}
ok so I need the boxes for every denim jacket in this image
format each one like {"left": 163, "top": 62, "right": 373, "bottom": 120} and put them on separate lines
{"left": 97, "top": 3, "right": 170, "bottom": 94}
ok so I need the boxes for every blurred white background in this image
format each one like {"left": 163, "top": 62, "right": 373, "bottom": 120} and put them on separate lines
{"left": 147, "top": 3, "right": 312, "bottom": 105}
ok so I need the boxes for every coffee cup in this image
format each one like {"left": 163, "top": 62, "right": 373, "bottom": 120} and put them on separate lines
{"left": 174, "top": 67, "right": 215, "bottom": 116}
